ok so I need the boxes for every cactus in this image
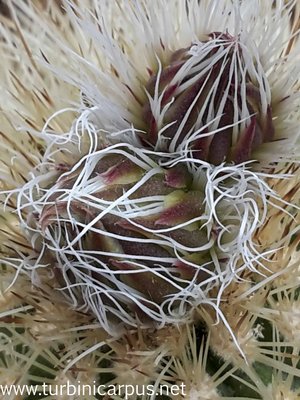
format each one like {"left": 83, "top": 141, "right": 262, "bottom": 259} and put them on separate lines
{"left": 0, "top": 1, "right": 299, "bottom": 399}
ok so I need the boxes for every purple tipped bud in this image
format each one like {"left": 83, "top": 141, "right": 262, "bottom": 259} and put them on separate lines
{"left": 141, "top": 32, "right": 275, "bottom": 164}
{"left": 34, "top": 149, "right": 214, "bottom": 319}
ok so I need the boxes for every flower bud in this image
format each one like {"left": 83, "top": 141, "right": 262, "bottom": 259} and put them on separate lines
{"left": 142, "top": 32, "right": 275, "bottom": 164}
{"left": 19, "top": 144, "right": 275, "bottom": 334}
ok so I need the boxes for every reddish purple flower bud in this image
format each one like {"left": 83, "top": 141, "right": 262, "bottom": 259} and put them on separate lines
{"left": 141, "top": 32, "right": 275, "bottom": 164}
